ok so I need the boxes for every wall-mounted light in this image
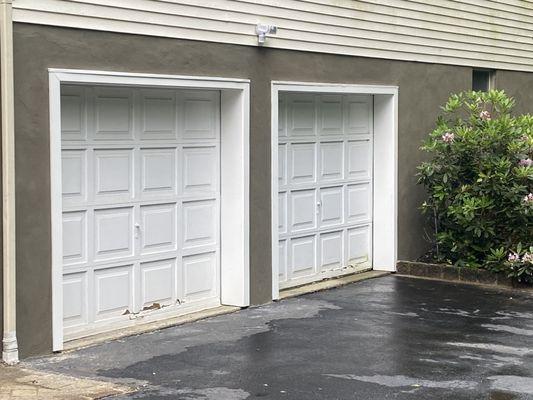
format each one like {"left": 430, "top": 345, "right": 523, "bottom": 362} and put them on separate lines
{"left": 256, "top": 24, "right": 277, "bottom": 46}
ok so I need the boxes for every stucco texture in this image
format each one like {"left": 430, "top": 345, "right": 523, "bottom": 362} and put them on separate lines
{"left": 10, "top": 23, "right": 531, "bottom": 358}
{"left": 495, "top": 70, "right": 533, "bottom": 115}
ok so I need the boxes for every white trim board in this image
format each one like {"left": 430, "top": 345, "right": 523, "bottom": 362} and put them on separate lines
{"left": 49, "top": 69, "right": 250, "bottom": 351}
{"left": 270, "top": 82, "right": 398, "bottom": 300}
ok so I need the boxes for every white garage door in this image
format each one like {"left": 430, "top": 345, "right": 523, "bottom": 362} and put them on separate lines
{"left": 60, "top": 85, "right": 220, "bottom": 340}
{"left": 278, "top": 93, "right": 373, "bottom": 289}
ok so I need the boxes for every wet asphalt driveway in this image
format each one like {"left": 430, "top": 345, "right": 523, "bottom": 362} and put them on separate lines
{"left": 28, "top": 275, "right": 533, "bottom": 399}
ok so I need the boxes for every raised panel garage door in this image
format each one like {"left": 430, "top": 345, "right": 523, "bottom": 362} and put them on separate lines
{"left": 278, "top": 93, "right": 373, "bottom": 289}
{"left": 60, "top": 85, "right": 220, "bottom": 340}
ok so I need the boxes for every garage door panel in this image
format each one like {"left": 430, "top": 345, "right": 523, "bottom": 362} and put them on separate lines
{"left": 290, "top": 142, "right": 316, "bottom": 184}
{"left": 278, "top": 98, "right": 287, "bottom": 138}
{"left": 290, "top": 189, "right": 317, "bottom": 232}
{"left": 182, "top": 199, "right": 217, "bottom": 250}
{"left": 63, "top": 272, "right": 88, "bottom": 328}
{"left": 346, "top": 183, "right": 372, "bottom": 224}
{"left": 288, "top": 95, "right": 316, "bottom": 137}
{"left": 279, "top": 92, "right": 373, "bottom": 289}
{"left": 140, "top": 203, "right": 177, "bottom": 255}
{"left": 140, "top": 148, "right": 177, "bottom": 196}
{"left": 183, "top": 252, "right": 217, "bottom": 302}
{"left": 278, "top": 240, "right": 287, "bottom": 282}
{"left": 94, "top": 264, "right": 134, "bottom": 321}
{"left": 290, "top": 235, "right": 317, "bottom": 278}
{"left": 345, "top": 95, "right": 372, "bottom": 135}
{"left": 140, "top": 89, "right": 177, "bottom": 140}
{"left": 278, "top": 143, "right": 287, "bottom": 187}
{"left": 320, "top": 141, "right": 344, "bottom": 182}
{"left": 63, "top": 211, "right": 87, "bottom": 266}
{"left": 140, "top": 258, "right": 176, "bottom": 308}
{"left": 182, "top": 145, "right": 219, "bottom": 194}
{"left": 93, "top": 87, "right": 134, "bottom": 140}
{"left": 94, "top": 149, "right": 134, "bottom": 200}
{"left": 319, "top": 95, "right": 343, "bottom": 135}
{"left": 61, "top": 86, "right": 87, "bottom": 141}
{"left": 347, "top": 226, "right": 371, "bottom": 265}
{"left": 94, "top": 207, "right": 134, "bottom": 260}
{"left": 320, "top": 186, "right": 343, "bottom": 228}
{"left": 62, "top": 85, "right": 221, "bottom": 339}
{"left": 278, "top": 191, "right": 288, "bottom": 234}
{"left": 320, "top": 231, "right": 343, "bottom": 271}
{"left": 181, "top": 91, "right": 219, "bottom": 141}
{"left": 62, "top": 149, "right": 87, "bottom": 203}
{"left": 347, "top": 140, "right": 372, "bottom": 181}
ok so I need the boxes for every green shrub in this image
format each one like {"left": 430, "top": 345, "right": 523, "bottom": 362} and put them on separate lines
{"left": 487, "top": 244, "right": 533, "bottom": 283}
{"left": 417, "top": 90, "right": 532, "bottom": 272}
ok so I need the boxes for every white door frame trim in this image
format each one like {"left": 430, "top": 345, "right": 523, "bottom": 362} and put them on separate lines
{"left": 270, "top": 81, "right": 398, "bottom": 300}
{"left": 49, "top": 69, "right": 250, "bottom": 351}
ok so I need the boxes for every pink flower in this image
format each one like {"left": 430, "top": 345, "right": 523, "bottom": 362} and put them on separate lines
{"left": 524, "top": 193, "right": 533, "bottom": 204}
{"left": 442, "top": 132, "right": 454, "bottom": 143}
{"left": 519, "top": 158, "right": 532, "bottom": 167}
{"left": 522, "top": 253, "right": 533, "bottom": 264}
{"left": 479, "top": 110, "right": 492, "bottom": 121}
{"left": 508, "top": 252, "right": 520, "bottom": 262}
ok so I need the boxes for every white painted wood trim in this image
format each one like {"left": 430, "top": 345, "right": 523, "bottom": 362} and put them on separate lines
{"left": 372, "top": 93, "right": 398, "bottom": 271}
{"left": 270, "top": 82, "right": 398, "bottom": 300}
{"left": 270, "top": 87, "right": 279, "bottom": 300}
{"left": 49, "top": 72, "right": 64, "bottom": 352}
{"left": 271, "top": 81, "right": 399, "bottom": 94}
{"left": 49, "top": 69, "right": 251, "bottom": 350}
{"left": 220, "top": 87, "right": 250, "bottom": 307}
{"left": 48, "top": 69, "right": 250, "bottom": 88}
{"left": 1, "top": 0, "right": 19, "bottom": 365}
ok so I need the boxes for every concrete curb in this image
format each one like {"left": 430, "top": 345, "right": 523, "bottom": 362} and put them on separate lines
{"left": 396, "top": 260, "right": 532, "bottom": 291}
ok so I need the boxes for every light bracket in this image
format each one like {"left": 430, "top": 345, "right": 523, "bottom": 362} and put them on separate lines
{"left": 256, "top": 24, "right": 277, "bottom": 45}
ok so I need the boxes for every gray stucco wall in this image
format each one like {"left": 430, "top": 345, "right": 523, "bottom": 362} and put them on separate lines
{"left": 10, "top": 23, "right": 532, "bottom": 358}
{"left": 495, "top": 70, "right": 533, "bottom": 115}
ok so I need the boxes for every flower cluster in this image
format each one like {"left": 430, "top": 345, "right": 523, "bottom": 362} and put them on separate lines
{"left": 479, "top": 110, "right": 492, "bottom": 121}
{"left": 508, "top": 251, "right": 533, "bottom": 264}
{"left": 523, "top": 193, "right": 533, "bottom": 204}
{"left": 508, "top": 252, "right": 520, "bottom": 262}
{"left": 441, "top": 132, "right": 454, "bottom": 143}
{"left": 519, "top": 158, "right": 532, "bottom": 167}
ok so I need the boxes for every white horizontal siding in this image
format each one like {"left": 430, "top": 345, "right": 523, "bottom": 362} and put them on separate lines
{"left": 12, "top": 0, "right": 533, "bottom": 72}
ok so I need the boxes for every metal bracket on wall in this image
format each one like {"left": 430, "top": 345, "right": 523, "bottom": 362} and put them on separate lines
{"left": 256, "top": 24, "right": 277, "bottom": 46}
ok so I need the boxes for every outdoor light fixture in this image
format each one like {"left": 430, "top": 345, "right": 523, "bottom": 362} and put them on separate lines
{"left": 256, "top": 24, "right": 277, "bottom": 45}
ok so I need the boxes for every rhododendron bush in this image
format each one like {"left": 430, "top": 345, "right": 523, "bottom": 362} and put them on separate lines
{"left": 417, "top": 90, "right": 533, "bottom": 282}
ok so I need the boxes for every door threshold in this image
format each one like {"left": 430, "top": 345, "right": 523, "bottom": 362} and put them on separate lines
{"left": 278, "top": 270, "right": 390, "bottom": 300}
{"left": 61, "top": 305, "right": 241, "bottom": 353}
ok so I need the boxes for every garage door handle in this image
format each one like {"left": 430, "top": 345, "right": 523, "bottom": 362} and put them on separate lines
{"left": 316, "top": 201, "right": 322, "bottom": 213}
{"left": 135, "top": 223, "right": 141, "bottom": 238}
